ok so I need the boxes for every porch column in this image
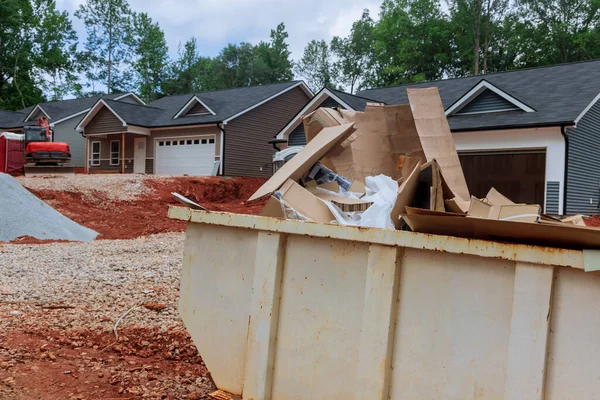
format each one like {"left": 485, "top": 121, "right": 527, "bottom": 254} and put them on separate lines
{"left": 84, "top": 135, "right": 89, "bottom": 174}
{"left": 121, "top": 132, "right": 125, "bottom": 174}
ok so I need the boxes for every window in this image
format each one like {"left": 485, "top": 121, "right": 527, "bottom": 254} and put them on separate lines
{"left": 209, "top": 138, "right": 215, "bottom": 144}
{"left": 166, "top": 141, "right": 171, "bottom": 146}
{"left": 201, "top": 139, "right": 207, "bottom": 144}
{"left": 91, "top": 142, "right": 100, "bottom": 166}
{"left": 173, "top": 141, "right": 178, "bottom": 146}
{"left": 159, "top": 141, "right": 164, "bottom": 146}
{"left": 110, "top": 140, "right": 120, "bottom": 166}
{"left": 194, "top": 139, "right": 199, "bottom": 144}
{"left": 179, "top": 140, "right": 185, "bottom": 145}
{"left": 186, "top": 140, "right": 192, "bottom": 145}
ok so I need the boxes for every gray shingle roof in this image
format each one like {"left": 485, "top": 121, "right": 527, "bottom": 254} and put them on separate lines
{"left": 327, "top": 88, "right": 382, "bottom": 111}
{"left": 139, "top": 81, "right": 303, "bottom": 128}
{"left": 357, "top": 60, "right": 600, "bottom": 131}
{"left": 0, "top": 110, "right": 27, "bottom": 129}
{"left": 103, "top": 99, "right": 161, "bottom": 127}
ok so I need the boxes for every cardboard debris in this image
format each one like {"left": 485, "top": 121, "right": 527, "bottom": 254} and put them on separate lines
{"left": 487, "top": 204, "right": 541, "bottom": 223}
{"left": 403, "top": 213, "right": 600, "bottom": 250}
{"left": 390, "top": 159, "right": 422, "bottom": 228}
{"left": 486, "top": 187, "right": 516, "bottom": 206}
{"left": 562, "top": 214, "right": 587, "bottom": 226}
{"left": 310, "top": 190, "right": 373, "bottom": 212}
{"left": 260, "top": 196, "right": 285, "bottom": 219}
{"left": 406, "top": 88, "right": 470, "bottom": 201}
{"left": 250, "top": 123, "right": 356, "bottom": 201}
{"left": 278, "top": 179, "right": 335, "bottom": 223}
{"left": 303, "top": 107, "right": 349, "bottom": 144}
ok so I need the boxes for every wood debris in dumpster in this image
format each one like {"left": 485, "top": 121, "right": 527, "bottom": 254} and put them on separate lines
{"left": 247, "top": 87, "right": 600, "bottom": 248}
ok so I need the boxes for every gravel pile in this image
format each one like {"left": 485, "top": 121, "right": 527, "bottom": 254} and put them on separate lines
{"left": 0, "top": 232, "right": 185, "bottom": 332}
{"left": 17, "top": 174, "right": 165, "bottom": 201}
{"left": 0, "top": 174, "right": 98, "bottom": 242}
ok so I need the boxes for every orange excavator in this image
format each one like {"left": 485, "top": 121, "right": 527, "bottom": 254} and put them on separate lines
{"left": 22, "top": 117, "right": 74, "bottom": 175}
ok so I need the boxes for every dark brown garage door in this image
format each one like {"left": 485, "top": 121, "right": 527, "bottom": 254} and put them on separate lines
{"left": 459, "top": 151, "right": 546, "bottom": 205}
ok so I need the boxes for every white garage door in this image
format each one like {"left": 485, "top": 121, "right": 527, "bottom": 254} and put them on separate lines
{"left": 155, "top": 137, "right": 215, "bottom": 176}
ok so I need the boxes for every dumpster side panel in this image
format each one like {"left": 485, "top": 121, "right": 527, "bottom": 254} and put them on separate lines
{"left": 390, "top": 249, "right": 515, "bottom": 399}
{"left": 545, "top": 267, "right": 600, "bottom": 399}
{"left": 179, "top": 223, "right": 257, "bottom": 395}
{"left": 270, "top": 235, "right": 369, "bottom": 400}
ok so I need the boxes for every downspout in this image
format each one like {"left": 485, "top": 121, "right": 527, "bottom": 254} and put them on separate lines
{"left": 218, "top": 123, "right": 225, "bottom": 176}
{"left": 560, "top": 124, "right": 568, "bottom": 215}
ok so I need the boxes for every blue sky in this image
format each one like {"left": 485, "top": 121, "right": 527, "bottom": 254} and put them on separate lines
{"left": 56, "top": 0, "right": 383, "bottom": 61}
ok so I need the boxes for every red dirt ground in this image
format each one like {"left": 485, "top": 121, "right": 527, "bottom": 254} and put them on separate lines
{"left": 0, "top": 326, "right": 214, "bottom": 399}
{"left": 26, "top": 177, "right": 268, "bottom": 240}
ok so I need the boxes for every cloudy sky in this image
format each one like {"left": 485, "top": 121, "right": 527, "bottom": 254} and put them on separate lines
{"left": 56, "top": 0, "right": 383, "bottom": 61}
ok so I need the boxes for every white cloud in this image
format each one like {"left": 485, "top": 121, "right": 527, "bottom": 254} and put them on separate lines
{"left": 57, "top": 0, "right": 383, "bottom": 60}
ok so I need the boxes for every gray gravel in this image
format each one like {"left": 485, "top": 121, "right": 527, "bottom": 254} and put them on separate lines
{"left": 0, "top": 232, "right": 185, "bottom": 332}
{"left": 0, "top": 173, "right": 98, "bottom": 242}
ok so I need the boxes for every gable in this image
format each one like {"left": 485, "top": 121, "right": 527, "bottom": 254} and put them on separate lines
{"left": 455, "top": 89, "right": 521, "bottom": 115}
{"left": 86, "top": 106, "right": 124, "bottom": 134}
{"left": 187, "top": 102, "right": 210, "bottom": 116}
{"left": 26, "top": 107, "right": 48, "bottom": 122}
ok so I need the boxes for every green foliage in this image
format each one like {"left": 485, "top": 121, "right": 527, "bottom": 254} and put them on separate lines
{"left": 128, "top": 12, "right": 169, "bottom": 102}
{"left": 295, "top": 40, "right": 336, "bottom": 92}
{"left": 75, "top": 0, "right": 133, "bottom": 94}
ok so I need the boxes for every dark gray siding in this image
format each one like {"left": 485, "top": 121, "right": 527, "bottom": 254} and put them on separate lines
{"left": 53, "top": 116, "right": 85, "bottom": 167}
{"left": 224, "top": 86, "right": 311, "bottom": 177}
{"left": 187, "top": 102, "right": 209, "bottom": 115}
{"left": 288, "top": 124, "right": 307, "bottom": 146}
{"left": 456, "top": 89, "right": 520, "bottom": 114}
{"left": 566, "top": 98, "right": 600, "bottom": 214}
{"left": 546, "top": 181, "right": 560, "bottom": 214}
{"left": 286, "top": 97, "right": 343, "bottom": 148}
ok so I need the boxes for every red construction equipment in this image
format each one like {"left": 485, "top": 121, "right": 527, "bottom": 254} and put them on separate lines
{"left": 22, "top": 117, "right": 74, "bottom": 175}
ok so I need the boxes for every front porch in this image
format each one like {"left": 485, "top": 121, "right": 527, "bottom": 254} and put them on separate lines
{"left": 85, "top": 132, "right": 150, "bottom": 174}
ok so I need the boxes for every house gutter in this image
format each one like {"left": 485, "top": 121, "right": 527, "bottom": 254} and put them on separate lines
{"left": 560, "top": 124, "right": 569, "bottom": 215}
{"left": 218, "top": 123, "right": 226, "bottom": 176}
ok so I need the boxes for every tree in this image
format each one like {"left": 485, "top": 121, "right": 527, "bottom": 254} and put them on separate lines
{"left": 330, "top": 10, "right": 375, "bottom": 93}
{"left": 0, "top": 0, "right": 79, "bottom": 109}
{"left": 366, "top": 0, "right": 451, "bottom": 87}
{"left": 295, "top": 40, "right": 336, "bottom": 92}
{"left": 128, "top": 12, "right": 168, "bottom": 102}
{"left": 75, "top": 0, "right": 133, "bottom": 94}
{"left": 162, "top": 38, "right": 220, "bottom": 95}
{"left": 254, "top": 23, "right": 294, "bottom": 84}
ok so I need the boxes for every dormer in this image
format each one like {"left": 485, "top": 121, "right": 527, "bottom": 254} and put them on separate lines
{"left": 173, "top": 96, "right": 216, "bottom": 118}
{"left": 445, "top": 80, "right": 535, "bottom": 116}
{"left": 24, "top": 105, "right": 50, "bottom": 122}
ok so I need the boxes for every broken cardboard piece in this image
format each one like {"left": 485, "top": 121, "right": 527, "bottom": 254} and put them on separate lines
{"left": 303, "top": 108, "right": 348, "bottom": 143}
{"left": 260, "top": 196, "right": 285, "bottom": 219}
{"left": 278, "top": 179, "right": 335, "bottom": 223}
{"left": 249, "top": 123, "right": 356, "bottom": 201}
{"left": 488, "top": 204, "right": 541, "bottom": 223}
{"left": 403, "top": 213, "right": 600, "bottom": 250}
{"left": 405, "top": 206, "right": 466, "bottom": 218}
{"left": 311, "top": 190, "right": 373, "bottom": 212}
{"left": 562, "top": 214, "right": 587, "bottom": 226}
{"left": 445, "top": 198, "right": 470, "bottom": 213}
{"left": 486, "top": 187, "right": 515, "bottom": 206}
{"left": 391, "top": 159, "right": 422, "bottom": 228}
{"left": 406, "top": 88, "right": 470, "bottom": 201}
{"left": 468, "top": 197, "right": 492, "bottom": 218}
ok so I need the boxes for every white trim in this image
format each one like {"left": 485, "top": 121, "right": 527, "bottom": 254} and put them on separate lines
{"left": 574, "top": 92, "right": 600, "bottom": 126}
{"left": 275, "top": 88, "right": 354, "bottom": 140}
{"left": 154, "top": 134, "right": 216, "bottom": 142}
{"left": 451, "top": 108, "right": 523, "bottom": 116}
{"left": 90, "top": 141, "right": 101, "bottom": 166}
{"left": 223, "top": 81, "right": 313, "bottom": 124}
{"left": 149, "top": 123, "right": 219, "bottom": 131}
{"left": 109, "top": 140, "right": 120, "bottom": 166}
{"left": 114, "top": 92, "right": 146, "bottom": 105}
{"left": 173, "top": 96, "right": 217, "bottom": 118}
{"left": 76, "top": 99, "right": 127, "bottom": 132}
{"left": 24, "top": 105, "right": 51, "bottom": 122}
{"left": 445, "top": 80, "right": 536, "bottom": 116}
{"left": 127, "top": 125, "right": 150, "bottom": 135}
{"left": 49, "top": 108, "right": 90, "bottom": 127}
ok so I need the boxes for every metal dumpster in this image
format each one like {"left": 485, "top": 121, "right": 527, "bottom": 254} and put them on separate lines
{"left": 169, "top": 206, "right": 600, "bottom": 400}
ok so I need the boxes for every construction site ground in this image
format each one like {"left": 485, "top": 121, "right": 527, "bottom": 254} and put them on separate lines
{"left": 0, "top": 175, "right": 267, "bottom": 399}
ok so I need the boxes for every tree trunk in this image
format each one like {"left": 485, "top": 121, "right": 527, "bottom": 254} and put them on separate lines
{"left": 483, "top": 0, "right": 492, "bottom": 73}
{"left": 473, "top": 0, "right": 483, "bottom": 75}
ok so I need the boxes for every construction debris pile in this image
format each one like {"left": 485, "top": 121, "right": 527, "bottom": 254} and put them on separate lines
{"left": 249, "top": 87, "right": 600, "bottom": 250}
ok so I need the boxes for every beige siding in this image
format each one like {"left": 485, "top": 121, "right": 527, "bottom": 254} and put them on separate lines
{"left": 224, "top": 86, "right": 310, "bottom": 177}
{"left": 86, "top": 107, "right": 124, "bottom": 134}
{"left": 149, "top": 126, "right": 221, "bottom": 158}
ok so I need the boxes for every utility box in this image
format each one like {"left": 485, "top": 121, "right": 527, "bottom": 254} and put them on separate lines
{"left": 169, "top": 206, "right": 600, "bottom": 400}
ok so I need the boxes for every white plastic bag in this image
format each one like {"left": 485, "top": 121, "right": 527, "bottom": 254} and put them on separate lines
{"left": 320, "top": 175, "right": 398, "bottom": 229}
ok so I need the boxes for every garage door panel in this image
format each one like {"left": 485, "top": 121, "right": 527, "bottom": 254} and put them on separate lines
{"left": 459, "top": 151, "right": 545, "bottom": 205}
{"left": 155, "top": 138, "right": 215, "bottom": 176}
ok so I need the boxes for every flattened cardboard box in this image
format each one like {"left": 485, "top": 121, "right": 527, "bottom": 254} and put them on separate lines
{"left": 279, "top": 179, "right": 335, "bottom": 223}
{"left": 403, "top": 213, "right": 600, "bottom": 249}
{"left": 249, "top": 123, "right": 356, "bottom": 201}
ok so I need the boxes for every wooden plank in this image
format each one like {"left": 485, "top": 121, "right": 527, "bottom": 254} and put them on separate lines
{"left": 504, "top": 261, "right": 555, "bottom": 399}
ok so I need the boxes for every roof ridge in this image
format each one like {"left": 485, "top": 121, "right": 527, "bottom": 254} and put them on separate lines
{"left": 104, "top": 98, "right": 164, "bottom": 111}
{"left": 194, "top": 81, "right": 300, "bottom": 96}
{"left": 359, "top": 59, "right": 600, "bottom": 92}
{"left": 327, "top": 87, "right": 385, "bottom": 103}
